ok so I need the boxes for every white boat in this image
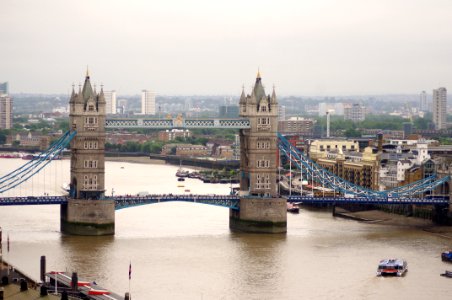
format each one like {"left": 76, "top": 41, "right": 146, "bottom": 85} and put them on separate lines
{"left": 376, "top": 259, "right": 407, "bottom": 276}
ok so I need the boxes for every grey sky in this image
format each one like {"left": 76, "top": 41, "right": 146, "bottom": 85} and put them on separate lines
{"left": 1, "top": 0, "right": 452, "bottom": 96}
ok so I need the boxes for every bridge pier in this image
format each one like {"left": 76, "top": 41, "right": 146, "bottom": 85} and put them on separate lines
{"left": 61, "top": 199, "right": 115, "bottom": 236}
{"left": 229, "top": 198, "right": 287, "bottom": 233}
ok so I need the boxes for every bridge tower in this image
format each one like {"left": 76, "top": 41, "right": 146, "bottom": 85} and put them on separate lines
{"left": 230, "top": 72, "right": 287, "bottom": 233}
{"left": 61, "top": 70, "right": 115, "bottom": 235}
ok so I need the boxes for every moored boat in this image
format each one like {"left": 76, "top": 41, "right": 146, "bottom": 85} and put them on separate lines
{"left": 287, "top": 203, "right": 299, "bottom": 213}
{"left": 177, "top": 177, "right": 185, "bottom": 182}
{"left": 440, "top": 270, "right": 452, "bottom": 278}
{"left": 376, "top": 259, "right": 407, "bottom": 276}
{"left": 441, "top": 251, "right": 452, "bottom": 262}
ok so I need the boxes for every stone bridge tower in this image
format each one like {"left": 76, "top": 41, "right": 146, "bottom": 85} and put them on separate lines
{"left": 230, "top": 72, "right": 287, "bottom": 233}
{"left": 61, "top": 70, "right": 115, "bottom": 235}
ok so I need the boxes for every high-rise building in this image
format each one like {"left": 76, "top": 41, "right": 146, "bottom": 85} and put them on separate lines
{"left": 432, "top": 87, "right": 447, "bottom": 130}
{"left": 0, "top": 82, "right": 8, "bottom": 94}
{"left": 344, "top": 103, "right": 366, "bottom": 122}
{"left": 278, "top": 105, "right": 286, "bottom": 121}
{"left": 403, "top": 122, "right": 413, "bottom": 138}
{"left": 419, "top": 91, "right": 427, "bottom": 111}
{"left": 103, "top": 90, "right": 117, "bottom": 114}
{"left": 141, "top": 90, "right": 156, "bottom": 115}
{"left": 0, "top": 94, "right": 13, "bottom": 129}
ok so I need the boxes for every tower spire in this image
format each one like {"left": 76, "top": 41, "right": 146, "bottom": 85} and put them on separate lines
{"left": 86, "top": 65, "right": 90, "bottom": 78}
{"left": 257, "top": 68, "right": 261, "bottom": 79}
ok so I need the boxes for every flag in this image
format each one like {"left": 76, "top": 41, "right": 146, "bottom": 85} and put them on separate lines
{"left": 129, "top": 262, "right": 131, "bottom": 280}
{"left": 7, "top": 234, "right": 9, "bottom": 252}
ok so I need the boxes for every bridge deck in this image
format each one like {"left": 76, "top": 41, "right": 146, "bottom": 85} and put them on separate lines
{"left": 0, "top": 195, "right": 448, "bottom": 207}
{"left": 287, "top": 196, "right": 450, "bottom": 205}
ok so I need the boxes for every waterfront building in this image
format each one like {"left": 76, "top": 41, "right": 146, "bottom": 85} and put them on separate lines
{"left": 309, "top": 139, "right": 359, "bottom": 158}
{"left": 420, "top": 90, "right": 428, "bottom": 111}
{"left": 7, "top": 132, "right": 49, "bottom": 149}
{"left": 103, "top": 90, "right": 117, "bottom": 114}
{"left": 158, "top": 129, "right": 192, "bottom": 142}
{"left": 216, "top": 145, "right": 234, "bottom": 159}
{"left": 379, "top": 140, "right": 432, "bottom": 190}
{"left": 310, "top": 142, "right": 380, "bottom": 190}
{"left": 161, "top": 143, "right": 210, "bottom": 157}
{"left": 344, "top": 103, "right": 366, "bottom": 122}
{"left": 106, "top": 132, "right": 151, "bottom": 145}
{"left": 141, "top": 90, "right": 156, "bottom": 115}
{"left": 432, "top": 87, "right": 447, "bottom": 130}
{"left": 0, "top": 94, "right": 13, "bottom": 129}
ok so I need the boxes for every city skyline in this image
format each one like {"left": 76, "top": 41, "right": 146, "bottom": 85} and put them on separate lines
{"left": 1, "top": 0, "right": 452, "bottom": 95}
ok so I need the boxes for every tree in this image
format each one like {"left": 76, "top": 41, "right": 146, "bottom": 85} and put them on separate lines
{"left": 344, "top": 128, "right": 362, "bottom": 138}
{"left": 0, "top": 131, "right": 6, "bottom": 144}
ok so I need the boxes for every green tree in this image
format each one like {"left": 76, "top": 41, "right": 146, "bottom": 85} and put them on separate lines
{"left": 0, "top": 131, "right": 6, "bottom": 144}
{"left": 344, "top": 128, "right": 362, "bottom": 138}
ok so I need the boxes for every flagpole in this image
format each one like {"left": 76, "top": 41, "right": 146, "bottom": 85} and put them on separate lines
{"left": 129, "top": 261, "right": 131, "bottom": 298}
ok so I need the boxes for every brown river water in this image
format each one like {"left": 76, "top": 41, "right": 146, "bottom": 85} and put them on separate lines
{"left": 0, "top": 158, "right": 451, "bottom": 299}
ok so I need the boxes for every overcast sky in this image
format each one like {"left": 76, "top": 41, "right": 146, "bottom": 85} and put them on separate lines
{"left": 1, "top": 0, "right": 452, "bottom": 96}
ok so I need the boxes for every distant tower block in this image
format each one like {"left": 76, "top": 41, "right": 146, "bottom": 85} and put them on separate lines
{"left": 61, "top": 70, "right": 115, "bottom": 235}
{"left": 326, "top": 111, "right": 330, "bottom": 138}
{"left": 230, "top": 72, "right": 286, "bottom": 233}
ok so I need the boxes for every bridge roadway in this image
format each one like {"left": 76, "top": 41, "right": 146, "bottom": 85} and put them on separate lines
{"left": 0, "top": 195, "right": 449, "bottom": 208}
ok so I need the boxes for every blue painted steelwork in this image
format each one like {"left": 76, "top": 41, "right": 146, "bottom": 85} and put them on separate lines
{"left": 0, "top": 131, "right": 76, "bottom": 193}
{"left": 0, "top": 194, "right": 448, "bottom": 207}
{"left": 287, "top": 196, "right": 449, "bottom": 205}
{"left": 278, "top": 133, "right": 450, "bottom": 198}
{"left": 105, "top": 118, "right": 250, "bottom": 129}
{"left": 0, "top": 196, "right": 68, "bottom": 206}
{"left": 112, "top": 194, "right": 240, "bottom": 210}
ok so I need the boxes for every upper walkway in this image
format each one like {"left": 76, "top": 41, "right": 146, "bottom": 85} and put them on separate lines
{"left": 105, "top": 118, "right": 250, "bottom": 129}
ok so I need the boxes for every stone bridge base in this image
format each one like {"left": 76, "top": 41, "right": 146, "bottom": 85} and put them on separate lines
{"left": 229, "top": 197, "right": 287, "bottom": 233}
{"left": 61, "top": 199, "right": 115, "bottom": 235}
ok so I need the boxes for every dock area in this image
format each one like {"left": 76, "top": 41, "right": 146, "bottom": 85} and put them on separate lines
{"left": 1, "top": 256, "right": 128, "bottom": 300}
{"left": 45, "top": 271, "right": 123, "bottom": 300}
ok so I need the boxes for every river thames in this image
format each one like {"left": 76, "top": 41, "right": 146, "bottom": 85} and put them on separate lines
{"left": 0, "top": 158, "right": 451, "bottom": 299}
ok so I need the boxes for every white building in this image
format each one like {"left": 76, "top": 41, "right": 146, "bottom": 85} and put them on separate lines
{"left": 344, "top": 103, "right": 366, "bottom": 122}
{"left": 432, "top": 87, "right": 447, "bottom": 129}
{"left": 104, "top": 90, "right": 117, "bottom": 114}
{"left": 141, "top": 90, "right": 156, "bottom": 115}
{"left": 419, "top": 90, "right": 427, "bottom": 111}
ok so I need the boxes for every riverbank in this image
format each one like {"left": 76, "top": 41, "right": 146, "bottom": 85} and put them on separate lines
{"left": 106, "top": 156, "right": 165, "bottom": 165}
{"left": 334, "top": 207, "right": 452, "bottom": 239}
{"left": 0, "top": 260, "right": 59, "bottom": 299}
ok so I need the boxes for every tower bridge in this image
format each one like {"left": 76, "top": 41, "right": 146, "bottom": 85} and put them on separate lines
{"left": 0, "top": 71, "right": 451, "bottom": 235}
